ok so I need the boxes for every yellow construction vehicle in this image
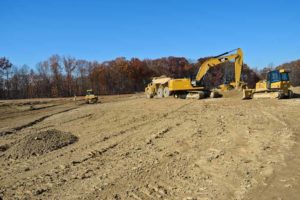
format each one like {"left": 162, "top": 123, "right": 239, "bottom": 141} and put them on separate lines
{"left": 85, "top": 89, "right": 98, "bottom": 104}
{"left": 243, "top": 69, "right": 293, "bottom": 99}
{"left": 145, "top": 48, "right": 245, "bottom": 99}
{"left": 145, "top": 76, "right": 171, "bottom": 98}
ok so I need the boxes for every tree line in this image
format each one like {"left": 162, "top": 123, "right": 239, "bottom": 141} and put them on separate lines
{"left": 0, "top": 55, "right": 299, "bottom": 99}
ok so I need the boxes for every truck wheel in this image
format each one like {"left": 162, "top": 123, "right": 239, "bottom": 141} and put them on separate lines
{"left": 157, "top": 87, "right": 164, "bottom": 98}
{"left": 163, "top": 87, "right": 170, "bottom": 97}
{"left": 146, "top": 93, "right": 153, "bottom": 99}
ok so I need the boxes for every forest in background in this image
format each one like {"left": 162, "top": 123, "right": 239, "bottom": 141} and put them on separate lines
{"left": 0, "top": 55, "right": 299, "bottom": 99}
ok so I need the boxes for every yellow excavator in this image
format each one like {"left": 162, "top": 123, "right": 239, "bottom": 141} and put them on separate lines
{"left": 242, "top": 69, "right": 293, "bottom": 99}
{"left": 145, "top": 48, "right": 245, "bottom": 99}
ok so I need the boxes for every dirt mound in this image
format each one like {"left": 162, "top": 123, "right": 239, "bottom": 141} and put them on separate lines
{"left": 221, "top": 89, "right": 244, "bottom": 99}
{"left": 6, "top": 129, "right": 78, "bottom": 159}
{"left": 291, "top": 86, "right": 300, "bottom": 95}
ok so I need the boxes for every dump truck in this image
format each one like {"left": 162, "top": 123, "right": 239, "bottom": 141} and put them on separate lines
{"left": 145, "top": 48, "right": 245, "bottom": 99}
{"left": 242, "top": 69, "right": 293, "bottom": 99}
{"left": 145, "top": 76, "right": 171, "bottom": 98}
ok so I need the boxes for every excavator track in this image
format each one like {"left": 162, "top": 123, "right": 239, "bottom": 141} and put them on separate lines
{"left": 252, "top": 91, "right": 281, "bottom": 99}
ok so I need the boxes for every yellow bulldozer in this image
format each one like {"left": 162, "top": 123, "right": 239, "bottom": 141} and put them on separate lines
{"left": 85, "top": 89, "right": 98, "bottom": 104}
{"left": 242, "top": 69, "right": 293, "bottom": 99}
{"left": 145, "top": 48, "right": 246, "bottom": 99}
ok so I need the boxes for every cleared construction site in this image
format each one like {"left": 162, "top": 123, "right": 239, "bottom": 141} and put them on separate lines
{"left": 2, "top": 0, "right": 300, "bottom": 199}
{"left": 1, "top": 45, "right": 300, "bottom": 200}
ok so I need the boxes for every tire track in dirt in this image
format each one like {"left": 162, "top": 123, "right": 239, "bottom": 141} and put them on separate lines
{"left": 0, "top": 105, "right": 59, "bottom": 120}
{"left": 244, "top": 101, "right": 300, "bottom": 200}
{"left": 123, "top": 100, "right": 296, "bottom": 200}
{"left": 49, "top": 100, "right": 196, "bottom": 199}
{"left": 2, "top": 96, "right": 299, "bottom": 200}
{"left": 0, "top": 100, "right": 194, "bottom": 199}
{"left": 1, "top": 102, "right": 154, "bottom": 188}
{"left": 0, "top": 107, "right": 78, "bottom": 137}
{"left": 64, "top": 100, "right": 194, "bottom": 162}
{"left": 78, "top": 101, "right": 208, "bottom": 199}
{"left": 62, "top": 113, "right": 94, "bottom": 124}
{"left": 65, "top": 100, "right": 192, "bottom": 165}
{"left": 0, "top": 100, "right": 254, "bottom": 199}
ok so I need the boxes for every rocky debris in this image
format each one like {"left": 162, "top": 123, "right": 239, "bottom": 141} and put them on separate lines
{"left": 260, "top": 166, "right": 274, "bottom": 178}
{"left": 0, "top": 144, "right": 9, "bottom": 152}
{"left": 24, "top": 167, "right": 30, "bottom": 172}
{"left": 0, "top": 129, "right": 15, "bottom": 137}
{"left": 113, "top": 193, "right": 121, "bottom": 200}
{"left": 165, "top": 151, "right": 180, "bottom": 157}
{"left": 206, "top": 149, "right": 225, "bottom": 162}
{"left": 146, "top": 128, "right": 170, "bottom": 145}
{"left": 183, "top": 197, "right": 197, "bottom": 200}
{"left": 34, "top": 187, "right": 49, "bottom": 195}
{"left": 6, "top": 129, "right": 78, "bottom": 159}
{"left": 81, "top": 169, "right": 95, "bottom": 179}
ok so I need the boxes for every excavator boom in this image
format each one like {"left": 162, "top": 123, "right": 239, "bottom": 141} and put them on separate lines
{"left": 195, "top": 48, "right": 243, "bottom": 88}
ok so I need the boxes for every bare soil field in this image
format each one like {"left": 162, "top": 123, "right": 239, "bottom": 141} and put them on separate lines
{"left": 0, "top": 89, "right": 300, "bottom": 200}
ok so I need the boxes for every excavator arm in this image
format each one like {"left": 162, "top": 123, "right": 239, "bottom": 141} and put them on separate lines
{"left": 193, "top": 48, "right": 243, "bottom": 88}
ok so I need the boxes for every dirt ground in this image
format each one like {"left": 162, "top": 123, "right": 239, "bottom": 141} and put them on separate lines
{"left": 0, "top": 89, "right": 300, "bottom": 200}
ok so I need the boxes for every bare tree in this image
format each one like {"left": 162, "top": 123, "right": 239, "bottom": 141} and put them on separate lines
{"left": 0, "top": 57, "right": 13, "bottom": 98}
{"left": 49, "top": 55, "right": 62, "bottom": 97}
{"left": 63, "top": 57, "right": 77, "bottom": 96}
{"left": 75, "top": 60, "right": 90, "bottom": 95}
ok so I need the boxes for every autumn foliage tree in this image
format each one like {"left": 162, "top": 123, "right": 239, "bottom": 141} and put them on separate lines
{"left": 0, "top": 54, "right": 299, "bottom": 99}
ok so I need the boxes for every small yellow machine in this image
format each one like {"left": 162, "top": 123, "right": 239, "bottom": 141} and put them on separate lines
{"left": 145, "top": 48, "right": 245, "bottom": 99}
{"left": 85, "top": 89, "right": 98, "bottom": 104}
{"left": 242, "top": 69, "right": 293, "bottom": 99}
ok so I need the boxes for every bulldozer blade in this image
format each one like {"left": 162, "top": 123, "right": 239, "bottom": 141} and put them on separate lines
{"left": 242, "top": 89, "right": 253, "bottom": 100}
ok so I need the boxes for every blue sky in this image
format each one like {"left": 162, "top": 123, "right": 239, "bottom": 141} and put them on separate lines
{"left": 0, "top": 0, "right": 299, "bottom": 69}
